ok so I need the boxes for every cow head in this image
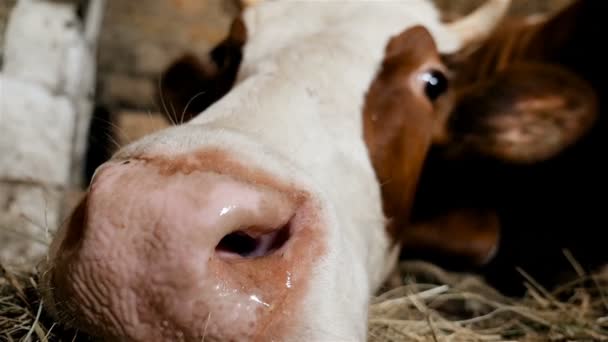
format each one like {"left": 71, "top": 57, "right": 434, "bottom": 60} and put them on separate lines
{"left": 40, "top": 1, "right": 511, "bottom": 341}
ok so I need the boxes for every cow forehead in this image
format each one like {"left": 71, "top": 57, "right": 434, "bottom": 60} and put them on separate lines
{"left": 240, "top": 1, "right": 461, "bottom": 67}
{"left": 188, "top": 1, "right": 461, "bottom": 165}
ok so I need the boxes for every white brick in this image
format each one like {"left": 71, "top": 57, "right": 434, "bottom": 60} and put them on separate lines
{"left": 0, "top": 76, "right": 75, "bottom": 185}
{"left": 2, "top": 1, "right": 100, "bottom": 186}
{"left": 2, "top": 0, "right": 84, "bottom": 94}
{"left": 0, "top": 182, "right": 61, "bottom": 270}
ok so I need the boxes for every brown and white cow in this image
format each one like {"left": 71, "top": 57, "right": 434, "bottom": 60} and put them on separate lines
{"left": 39, "top": 1, "right": 522, "bottom": 341}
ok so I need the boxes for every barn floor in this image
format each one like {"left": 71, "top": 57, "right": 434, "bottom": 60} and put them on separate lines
{"left": 1, "top": 260, "right": 607, "bottom": 341}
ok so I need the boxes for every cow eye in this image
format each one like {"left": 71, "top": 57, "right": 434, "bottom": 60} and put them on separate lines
{"left": 421, "top": 69, "right": 448, "bottom": 101}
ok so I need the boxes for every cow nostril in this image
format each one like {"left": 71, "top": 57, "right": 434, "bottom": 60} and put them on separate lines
{"left": 215, "top": 222, "right": 291, "bottom": 259}
{"left": 216, "top": 232, "right": 258, "bottom": 257}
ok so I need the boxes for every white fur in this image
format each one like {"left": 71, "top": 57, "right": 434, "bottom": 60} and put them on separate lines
{"left": 118, "top": 1, "right": 467, "bottom": 340}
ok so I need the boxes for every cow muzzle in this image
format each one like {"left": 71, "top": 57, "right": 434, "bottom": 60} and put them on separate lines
{"left": 42, "top": 156, "right": 323, "bottom": 342}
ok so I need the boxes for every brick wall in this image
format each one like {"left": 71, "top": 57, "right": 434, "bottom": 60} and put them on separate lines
{"left": 97, "top": 0, "right": 238, "bottom": 110}
{"left": 0, "top": 0, "right": 102, "bottom": 269}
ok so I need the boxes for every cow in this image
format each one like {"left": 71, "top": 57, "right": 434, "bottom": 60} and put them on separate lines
{"left": 37, "top": 0, "right": 592, "bottom": 340}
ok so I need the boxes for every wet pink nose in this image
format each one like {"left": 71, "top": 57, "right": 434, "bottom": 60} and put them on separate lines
{"left": 47, "top": 157, "right": 320, "bottom": 341}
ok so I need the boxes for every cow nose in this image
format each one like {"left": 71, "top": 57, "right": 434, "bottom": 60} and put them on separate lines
{"left": 46, "top": 158, "right": 314, "bottom": 341}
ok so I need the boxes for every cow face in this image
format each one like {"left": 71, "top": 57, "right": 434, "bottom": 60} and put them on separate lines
{"left": 40, "top": 1, "right": 509, "bottom": 341}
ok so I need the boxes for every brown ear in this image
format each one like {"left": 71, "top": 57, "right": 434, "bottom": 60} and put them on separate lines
{"left": 157, "top": 55, "right": 220, "bottom": 124}
{"left": 156, "top": 17, "right": 246, "bottom": 124}
{"left": 438, "top": 62, "right": 597, "bottom": 163}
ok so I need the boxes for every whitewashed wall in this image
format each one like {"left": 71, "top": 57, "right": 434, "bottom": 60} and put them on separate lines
{"left": 0, "top": 0, "right": 104, "bottom": 270}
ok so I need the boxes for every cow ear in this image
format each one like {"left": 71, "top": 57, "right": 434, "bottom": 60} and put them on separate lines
{"left": 156, "top": 17, "right": 246, "bottom": 124}
{"left": 438, "top": 62, "right": 597, "bottom": 163}
{"left": 157, "top": 55, "right": 220, "bottom": 124}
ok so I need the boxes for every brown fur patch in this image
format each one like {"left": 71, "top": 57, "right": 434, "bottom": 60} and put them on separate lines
{"left": 363, "top": 26, "right": 445, "bottom": 242}
{"left": 443, "top": 62, "right": 597, "bottom": 163}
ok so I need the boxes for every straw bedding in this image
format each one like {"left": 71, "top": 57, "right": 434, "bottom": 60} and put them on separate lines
{"left": 2, "top": 260, "right": 606, "bottom": 342}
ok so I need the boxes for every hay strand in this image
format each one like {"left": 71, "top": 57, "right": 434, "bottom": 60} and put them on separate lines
{"left": 1, "top": 261, "right": 606, "bottom": 341}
